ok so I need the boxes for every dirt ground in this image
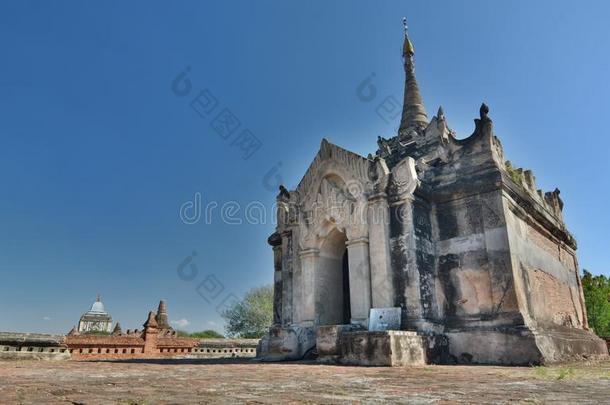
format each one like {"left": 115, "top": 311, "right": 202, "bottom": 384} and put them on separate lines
{"left": 1, "top": 358, "right": 610, "bottom": 404}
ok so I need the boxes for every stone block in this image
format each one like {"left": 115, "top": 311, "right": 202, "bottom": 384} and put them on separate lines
{"left": 445, "top": 329, "right": 540, "bottom": 365}
{"left": 339, "top": 331, "right": 427, "bottom": 366}
{"left": 257, "top": 325, "right": 315, "bottom": 361}
{"left": 533, "top": 326, "right": 609, "bottom": 364}
{"left": 316, "top": 324, "right": 362, "bottom": 363}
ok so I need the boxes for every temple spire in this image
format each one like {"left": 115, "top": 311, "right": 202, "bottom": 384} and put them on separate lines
{"left": 112, "top": 322, "right": 122, "bottom": 336}
{"left": 399, "top": 17, "right": 428, "bottom": 134}
{"left": 155, "top": 300, "right": 171, "bottom": 330}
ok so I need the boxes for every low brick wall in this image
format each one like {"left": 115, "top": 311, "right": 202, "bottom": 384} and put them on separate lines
{"left": 66, "top": 334, "right": 204, "bottom": 360}
{"left": 66, "top": 334, "right": 259, "bottom": 360}
{"left": 186, "top": 338, "right": 259, "bottom": 359}
{"left": 0, "top": 332, "right": 70, "bottom": 360}
{"left": 1, "top": 331, "right": 259, "bottom": 361}
{"left": 66, "top": 335, "right": 147, "bottom": 360}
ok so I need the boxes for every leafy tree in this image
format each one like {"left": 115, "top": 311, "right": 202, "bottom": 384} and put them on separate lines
{"left": 189, "top": 330, "right": 224, "bottom": 339}
{"left": 175, "top": 330, "right": 224, "bottom": 338}
{"left": 222, "top": 285, "right": 273, "bottom": 338}
{"left": 581, "top": 270, "right": 610, "bottom": 337}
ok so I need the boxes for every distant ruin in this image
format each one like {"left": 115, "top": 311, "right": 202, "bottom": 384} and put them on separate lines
{"left": 0, "top": 300, "right": 258, "bottom": 361}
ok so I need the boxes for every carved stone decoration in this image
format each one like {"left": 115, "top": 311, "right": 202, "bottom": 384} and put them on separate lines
{"left": 389, "top": 156, "right": 419, "bottom": 200}
{"left": 377, "top": 136, "right": 392, "bottom": 158}
{"left": 545, "top": 188, "right": 564, "bottom": 220}
{"left": 297, "top": 173, "right": 370, "bottom": 251}
{"left": 278, "top": 185, "right": 290, "bottom": 200}
{"left": 480, "top": 102, "right": 490, "bottom": 121}
{"left": 368, "top": 157, "right": 390, "bottom": 195}
{"left": 276, "top": 198, "right": 289, "bottom": 231}
{"left": 267, "top": 232, "right": 282, "bottom": 247}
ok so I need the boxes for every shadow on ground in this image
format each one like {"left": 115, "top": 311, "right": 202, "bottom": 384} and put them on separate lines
{"left": 82, "top": 357, "right": 322, "bottom": 366}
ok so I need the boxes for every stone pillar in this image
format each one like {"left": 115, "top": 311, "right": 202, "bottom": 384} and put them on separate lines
{"left": 387, "top": 156, "right": 425, "bottom": 329}
{"left": 272, "top": 245, "right": 283, "bottom": 325}
{"left": 394, "top": 195, "right": 422, "bottom": 318}
{"left": 268, "top": 232, "right": 283, "bottom": 325}
{"left": 368, "top": 192, "right": 394, "bottom": 308}
{"left": 296, "top": 248, "right": 318, "bottom": 326}
{"left": 281, "top": 230, "right": 295, "bottom": 325}
{"left": 345, "top": 237, "right": 372, "bottom": 326}
{"left": 391, "top": 196, "right": 424, "bottom": 324}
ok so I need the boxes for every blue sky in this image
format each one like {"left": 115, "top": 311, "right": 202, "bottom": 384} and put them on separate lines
{"left": 1, "top": 0, "right": 609, "bottom": 334}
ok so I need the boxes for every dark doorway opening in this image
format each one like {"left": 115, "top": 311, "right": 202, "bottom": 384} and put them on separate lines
{"left": 342, "top": 249, "right": 351, "bottom": 324}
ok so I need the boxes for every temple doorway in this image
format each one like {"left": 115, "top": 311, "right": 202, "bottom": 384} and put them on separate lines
{"left": 317, "top": 228, "right": 351, "bottom": 325}
{"left": 341, "top": 249, "right": 351, "bottom": 324}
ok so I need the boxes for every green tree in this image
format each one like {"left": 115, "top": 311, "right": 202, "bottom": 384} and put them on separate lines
{"left": 175, "top": 330, "right": 224, "bottom": 338}
{"left": 581, "top": 270, "right": 610, "bottom": 337}
{"left": 189, "top": 330, "right": 224, "bottom": 339}
{"left": 222, "top": 285, "right": 273, "bottom": 339}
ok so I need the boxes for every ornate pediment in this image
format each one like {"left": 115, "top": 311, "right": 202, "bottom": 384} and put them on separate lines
{"left": 288, "top": 139, "right": 390, "bottom": 250}
{"left": 295, "top": 139, "right": 372, "bottom": 204}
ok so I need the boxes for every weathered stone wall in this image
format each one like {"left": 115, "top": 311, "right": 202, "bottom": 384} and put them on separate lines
{"left": 434, "top": 190, "right": 519, "bottom": 327}
{"left": 503, "top": 189, "right": 585, "bottom": 330}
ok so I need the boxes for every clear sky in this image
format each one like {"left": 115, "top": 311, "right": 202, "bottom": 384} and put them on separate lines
{"left": 1, "top": 0, "right": 609, "bottom": 334}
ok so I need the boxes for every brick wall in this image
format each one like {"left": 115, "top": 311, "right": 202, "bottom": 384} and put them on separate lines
{"left": 66, "top": 333, "right": 203, "bottom": 360}
{"left": 66, "top": 335, "right": 147, "bottom": 360}
{"left": 65, "top": 333, "right": 259, "bottom": 360}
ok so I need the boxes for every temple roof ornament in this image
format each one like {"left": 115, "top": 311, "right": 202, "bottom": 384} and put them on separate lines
{"left": 111, "top": 322, "right": 122, "bottom": 336}
{"left": 402, "top": 17, "right": 415, "bottom": 56}
{"left": 89, "top": 294, "right": 107, "bottom": 314}
{"left": 399, "top": 17, "right": 428, "bottom": 134}
{"left": 143, "top": 311, "right": 158, "bottom": 329}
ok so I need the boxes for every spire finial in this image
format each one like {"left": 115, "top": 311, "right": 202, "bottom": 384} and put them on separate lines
{"left": 96, "top": 293, "right": 101, "bottom": 302}
{"left": 402, "top": 17, "right": 415, "bottom": 56}
{"left": 399, "top": 17, "right": 427, "bottom": 133}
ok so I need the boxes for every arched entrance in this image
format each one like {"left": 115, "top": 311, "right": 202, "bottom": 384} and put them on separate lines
{"left": 316, "top": 228, "right": 351, "bottom": 325}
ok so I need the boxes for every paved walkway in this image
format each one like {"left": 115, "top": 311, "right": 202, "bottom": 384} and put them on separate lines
{"left": 1, "top": 358, "right": 610, "bottom": 404}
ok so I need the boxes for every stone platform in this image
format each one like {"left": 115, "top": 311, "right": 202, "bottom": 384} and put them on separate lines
{"left": 262, "top": 324, "right": 608, "bottom": 366}
{"left": 444, "top": 326, "right": 609, "bottom": 365}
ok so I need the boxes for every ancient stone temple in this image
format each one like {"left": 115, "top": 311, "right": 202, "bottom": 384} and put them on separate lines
{"left": 258, "top": 20, "right": 608, "bottom": 365}
{"left": 77, "top": 295, "right": 113, "bottom": 334}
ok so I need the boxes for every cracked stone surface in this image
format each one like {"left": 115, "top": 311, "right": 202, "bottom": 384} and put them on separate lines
{"left": 1, "top": 359, "right": 610, "bottom": 404}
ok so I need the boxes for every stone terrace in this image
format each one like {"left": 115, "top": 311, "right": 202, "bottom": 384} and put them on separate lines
{"left": 1, "top": 359, "right": 610, "bottom": 403}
